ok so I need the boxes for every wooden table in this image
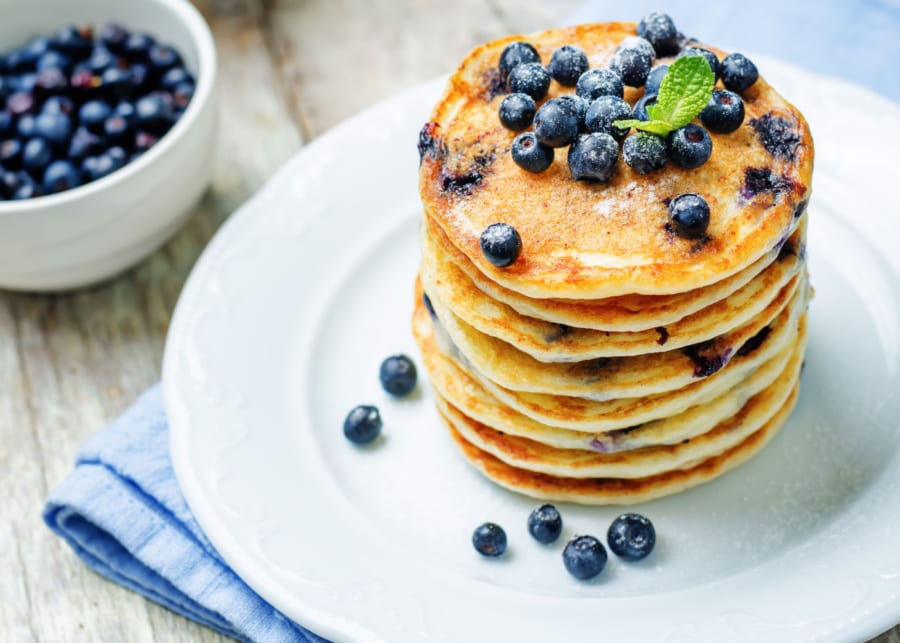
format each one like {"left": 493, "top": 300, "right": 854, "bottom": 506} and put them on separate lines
{"left": 0, "top": 1, "right": 896, "bottom": 641}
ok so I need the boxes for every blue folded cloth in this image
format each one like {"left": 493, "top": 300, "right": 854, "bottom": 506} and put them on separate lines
{"left": 43, "top": 384, "right": 325, "bottom": 643}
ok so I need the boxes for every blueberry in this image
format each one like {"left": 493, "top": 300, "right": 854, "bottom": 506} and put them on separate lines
{"left": 562, "top": 535, "right": 607, "bottom": 580}
{"left": 576, "top": 69, "right": 624, "bottom": 101}
{"left": 498, "top": 93, "right": 536, "bottom": 131}
{"left": 0, "top": 111, "right": 12, "bottom": 138}
{"left": 342, "top": 404, "right": 382, "bottom": 444}
{"left": 69, "top": 70, "right": 99, "bottom": 97}
{"left": 101, "top": 67, "right": 134, "bottom": 101}
{"left": 53, "top": 25, "right": 93, "bottom": 59}
{"left": 423, "top": 292, "right": 437, "bottom": 319}
{"left": 644, "top": 64, "right": 668, "bottom": 96}
{"left": 534, "top": 98, "right": 579, "bottom": 148}
{"left": 700, "top": 89, "right": 744, "bottom": 134}
{"left": 668, "top": 193, "right": 711, "bottom": 238}
{"left": 10, "top": 73, "right": 37, "bottom": 93}
{"left": 107, "top": 146, "right": 127, "bottom": 167}
{"left": 87, "top": 49, "right": 116, "bottom": 74}
{"left": 2, "top": 49, "right": 32, "bottom": 74}
{"left": 379, "top": 354, "right": 417, "bottom": 397}
{"left": 33, "top": 68, "right": 68, "bottom": 97}
{"left": 637, "top": 13, "right": 680, "bottom": 56}
{"left": 115, "top": 101, "right": 137, "bottom": 123}
{"left": 0, "top": 171, "right": 20, "bottom": 198}
{"left": 100, "top": 23, "right": 130, "bottom": 54}
{"left": 472, "top": 522, "right": 507, "bottom": 557}
{"left": 527, "top": 504, "right": 563, "bottom": 544}
{"left": 22, "top": 138, "right": 53, "bottom": 175}
{"left": 130, "top": 64, "right": 151, "bottom": 93}
{"left": 507, "top": 62, "right": 550, "bottom": 101}
{"left": 11, "top": 172, "right": 41, "bottom": 199}
{"left": 610, "top": 41, "right": 653, "bottom": 87}
{"left": 667, "top": 123, "right": 712, "bottom": 169}
{"left": 79, "top": 101, "right": 111, "bottom": 135}
{"left": 134, "top": 130, "right": 159, "bottom": 153}
{"left": 42, "top": 160, "right": 81, "bottom": 194}
{"left": 33, "top": 112, "right": 72, "bottom": 150}
{"left": 556, "top": 94, "right": 589, "bottom": 131}
{"left": 172, "top": 82, "right": 195, "bottom": 110}
{"left": 17, "top": 115, "right": 37, "bottom": 139}
{"left": 480, "top": 223, "right": 522, "bottom": 267}
{"left": 678, "top": 47, "right": 720, "bottom": 79}
{"left": 623, "top": 132, "right": 667, "bottom": 174}
{"left": 0, "top": 139, "right": 23, "bottom": 170}
{"left": 511, "top": 131, "right": 553, "bottom": 173}
{"left": 7, "top": 92, "right": 36, "bottom": 116}
{"left": 37, "top": 51, "right": 73, "bottom": 75}
{"left": 123, "top": 33, "right": 156, "bottom": 62}
{"left": 568, "top": 132, "right": 618, "bottom": 182}
{"left": 632, "top": 94, "right": 658, "bottom": 121}
{"left": 584, "top": 95, "right": 632, "bottom": 140}
{"left": 67, "top": 127, "right": 103, "bottom": 162}
{"left": 549, "top": 45, "right": 589, "bottom": 86}
{"left": 721, "top": 53, "right": 758, "bottom": 92}
{"left": 148, "top": 45, "right": 181, "bottom": 73}
{"left": 42, "top": 95, "right": 75, "bottom": 116}
{"left": 135, "top": 93, "right": 175, "bottom": 135}
{"left": 607, "top": 513, "right": 656, "bottom": 561}
{"left": 103, "top": 115, "right": 132, "bottom": 147}
{"left": 498, "top": 41, "right": 541, "bottom": 79}
{"left": 161, "top": 67, "right": 194, "bottom": 90}
{"left": 618, "top": 36, "right": 656, "bottom": 65}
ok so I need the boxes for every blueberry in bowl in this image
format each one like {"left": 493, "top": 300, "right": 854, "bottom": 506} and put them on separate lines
{"left": 0, "top": 0, "right": 217, "bottom": 292}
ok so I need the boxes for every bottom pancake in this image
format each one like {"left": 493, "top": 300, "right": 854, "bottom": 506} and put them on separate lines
{"left": 440, "top": 382, "right": 800, "bottom": 505}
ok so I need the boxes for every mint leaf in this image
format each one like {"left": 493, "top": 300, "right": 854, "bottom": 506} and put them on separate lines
{"left": 648, "top": 56, "right": 715, "bottom": 131}
{"left": 612, "top": 118, "right": 672, "bottom": 137}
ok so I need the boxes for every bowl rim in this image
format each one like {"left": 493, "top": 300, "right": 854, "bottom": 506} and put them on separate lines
{"left": 0, "top": 0, "right": 218, "bottom": 216}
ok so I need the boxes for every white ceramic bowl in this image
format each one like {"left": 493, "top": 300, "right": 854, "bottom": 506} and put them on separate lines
{"left": 0, "top": 0, "right": 217, "bottom": 291}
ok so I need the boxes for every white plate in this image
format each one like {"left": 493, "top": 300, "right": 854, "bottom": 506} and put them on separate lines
{"left": 164, "top": 58, "right": 900, "bottom": 643}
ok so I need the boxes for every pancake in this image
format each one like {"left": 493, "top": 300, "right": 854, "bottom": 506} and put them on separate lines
{"left": 421, "top": 220, "right": 804, "bottom": 361}
{"left": 419, "top": 22, "right": 813, "bottom": 299}
{"left": 442, "top": 382, "right": 798, "bottom": 505}
{"left": 425, "top": 213, "right": 803, "bottom": 332}
{"left": 426, "top": 272, "right": 803, "bottom": 399}
{"left": 414, "top": 291, "right": 804, "bottom": 451}
{"left": 434, "top": 333, "right": 802, "bottom": 478}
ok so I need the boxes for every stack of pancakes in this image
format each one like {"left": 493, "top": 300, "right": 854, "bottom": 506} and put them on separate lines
{"left": 413, "top": 23, "right": 813, "bottom": 504}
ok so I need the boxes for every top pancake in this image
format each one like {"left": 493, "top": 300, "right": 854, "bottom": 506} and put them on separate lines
{"left": 419, "top": 22, "right": 814, "bottom": 299}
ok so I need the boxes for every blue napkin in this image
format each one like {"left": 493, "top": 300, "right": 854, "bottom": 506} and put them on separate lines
{"left": 565, "top": 0, "right": 900, "bottom": 103}
{"left": 43, "top": 384, "right": 324, "bottom": 643}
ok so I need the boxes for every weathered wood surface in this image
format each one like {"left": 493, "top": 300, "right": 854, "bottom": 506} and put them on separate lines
{"left": 0, "top": 1, "right": 896, "bottom": 641}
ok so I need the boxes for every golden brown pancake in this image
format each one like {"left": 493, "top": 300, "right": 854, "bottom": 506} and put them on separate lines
{"left": 419, "top": 23, "right": 813, "bottom": 299}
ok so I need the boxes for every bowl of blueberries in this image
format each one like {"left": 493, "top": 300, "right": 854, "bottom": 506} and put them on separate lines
{"left": 0, "top": 0, "right": 217, "bottom": 291}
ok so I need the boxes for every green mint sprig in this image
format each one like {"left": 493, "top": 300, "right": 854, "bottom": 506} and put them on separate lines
{"left": 613, "top": 56, "right": 715, "bottom": 137}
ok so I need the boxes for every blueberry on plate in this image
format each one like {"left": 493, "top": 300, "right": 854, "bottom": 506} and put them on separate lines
{"left": 632, "top": 94, "right": 658, "bottom": 122}
{"left": 567, "top": 132, "right": 618, "bottom": 182}
{"left": 379, "top": 354, "right": 417, "bottom": 397}
{"left": 472, "top": 522, "right": 507, "bottom": 557}
{"left": 623, "top": 132, "right": 667, "bottom": 174}
{"left": 700, "top": 89, "right": 744, "bottom": 134}
{"left": 584, "top": 95, "right": 632, "bottom": 140}
{"left": 607, "top": 513, "right": 656, "bottom": 561}
{"left": 721, "top": 53, "right": 759, "bottom": 92}
{"left": 506, "top": 62, "right": 550, "bottom": 101}
{"left": 575, "top": 68, "right": 623, "bottom": 101}
{"left": 667, "top": 123, "right": 712, "bottom": 169}
{"left": 533, "top": 98, "right": 579, "bottom": 148}
{"left": 527, "top": 504, "right": 563, "bottom": 544}
{"left": 644, "top": 64, "right": 668, "bottom": 96}
{"left": 678, "top": 46, "right": 720, "bottom": 79}
{"left": 610, "top": 39, "right": 653, "bottom": 87}
{"left": 498, "top": 92, "right": 536, "bottom": 131}
{"left": 480, "top": 223, "right": 522, "bottom": 267}
{"left": 343, "top": 404, "right": 382, "bottom": 444}
{"left": 42, "top": 159, "right": 81, "bottom": 194}
{"left": 511, "top": 132, "right": 554, "bottom": 173}
{"left": 668, "top": 193, "right": 711, "bottom": 238}
{"left": 637, "top": 12, "right": 680, "bottom": 56}
{"left": 562, "top": 535, "right": 607, "bottom": 580}
{"left": 498, "top": 41, "right": 541, "bottom": 79}
{"left": 549, "top": 45, "right": 589, "bottom": 86}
